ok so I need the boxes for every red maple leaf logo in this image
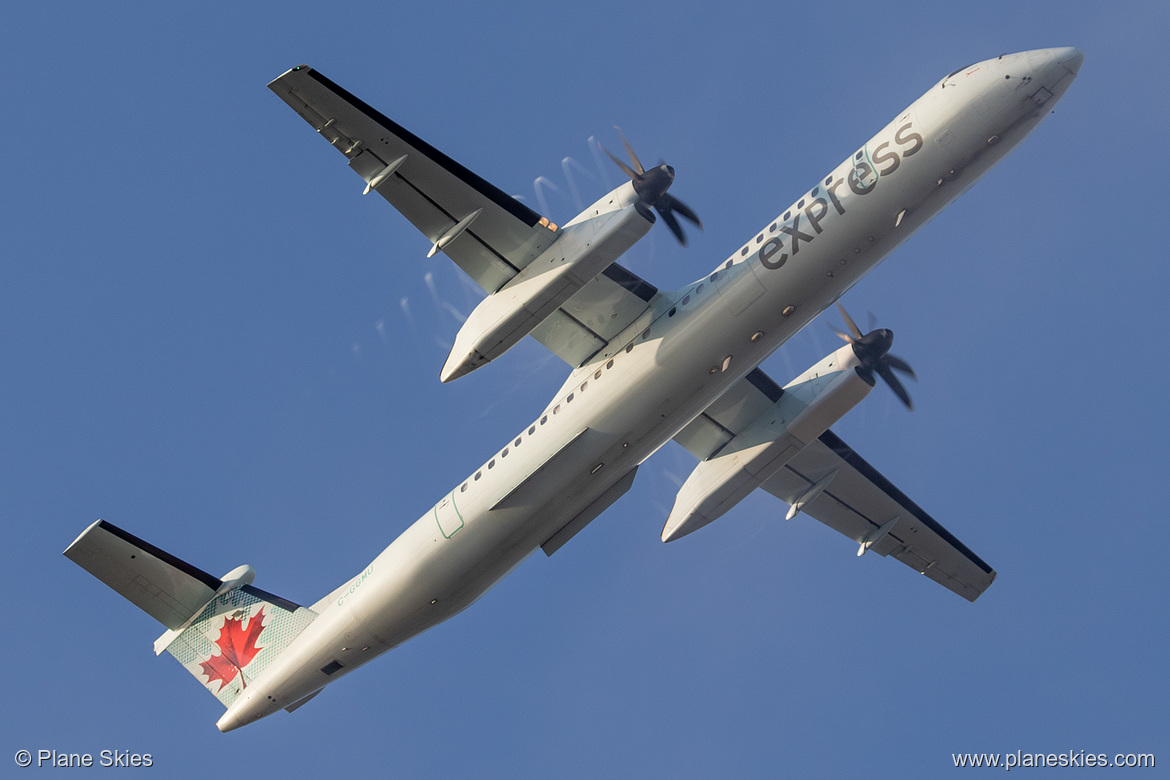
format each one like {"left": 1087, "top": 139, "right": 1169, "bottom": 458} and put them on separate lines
{"left": 199, "top": 606, "right": 266, "bottom": 692}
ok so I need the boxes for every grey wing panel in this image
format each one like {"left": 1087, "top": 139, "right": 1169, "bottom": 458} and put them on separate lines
{"left": 673, "top": 369, "right": 996, "bottom": 602}
{"left": 530, "top": 263, "right": 658, "bottom": 367}
{"left": 268, "top": 66, "right": 557, "bottom": 293}
{"left": 761, "top": 430, "right": 997, "bottom": 602}
{"left": 63, "top": 520, "right": 222, "bottom": 629}
{"left": 269, "top": 67, "right": 664, "bottom": 370}
{"left": 673, "top": 368, "right": 783, "bottom": 460}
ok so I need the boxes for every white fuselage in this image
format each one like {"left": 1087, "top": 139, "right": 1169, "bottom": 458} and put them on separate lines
{"left": 218, "top": 48, "right": 1082, "bottom": 731}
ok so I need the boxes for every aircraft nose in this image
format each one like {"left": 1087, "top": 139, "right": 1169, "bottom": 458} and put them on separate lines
{"left": 1027, "top": 46, "right": 1084, "bottom": 77}
{"left": 1055, "top": 47, "right": 1084, "bottom": 75}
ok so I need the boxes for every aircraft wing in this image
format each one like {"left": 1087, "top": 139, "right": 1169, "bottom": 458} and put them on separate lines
{"left": 674, "top": 369, "right": 997, "bottom": 602}
{"left": 268, "top": 66, "right": 558, "bottom": 294}
{"left": 268, "top": 66, "right": 659, "bottom": 368}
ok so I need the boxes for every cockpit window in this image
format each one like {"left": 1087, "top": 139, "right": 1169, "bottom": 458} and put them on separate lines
{"left": 946, "top": 63, "right": 976, "bottom": 79}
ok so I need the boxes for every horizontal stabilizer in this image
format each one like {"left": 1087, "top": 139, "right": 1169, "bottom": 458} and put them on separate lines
{"left": 64, "top": 519, "right": 222, "bottom": 630}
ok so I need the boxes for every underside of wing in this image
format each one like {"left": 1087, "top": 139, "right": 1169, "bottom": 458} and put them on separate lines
{"left": 268, "top": 66, "right": 558, "bottom": 294}
{"left": 64, "top": 520, "right": 222, "bottom": 629}
{"left": 530, "top": 263, "right": 659, "bottom": 367}
{"left": 761, "top": 431, "right": 996, "bottom": 601}
{"left": 673, "top": 368, "right": 997, "bottom": 602}
{"left": 673, "top": 368, "right": 785, "bottom": 460}
{"left": 269, "top": 66, "right": 663, "bottom": 372}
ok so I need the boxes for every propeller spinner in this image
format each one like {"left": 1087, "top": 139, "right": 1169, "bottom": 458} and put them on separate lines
{"left": 831, "top": 303, "right": 918, "bottom": 410}
{"left": 600, "top": 127, "right": 702, "bottom": 246}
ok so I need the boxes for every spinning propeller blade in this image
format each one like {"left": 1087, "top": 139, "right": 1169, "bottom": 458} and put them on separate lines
{"left": 599, "top": 129, "right": 701, "bottom": 246}
{"left": 830, "top": 303, "right": 917, "bottom": 410}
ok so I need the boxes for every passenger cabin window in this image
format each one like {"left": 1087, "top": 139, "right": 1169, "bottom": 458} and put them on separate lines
{"left": 461, "top": 483, "right": 468, "bottom": 492}
{"left": 488, "top": 459, "right": 495, "bottom": 469}
{"left": 528, "top": 425, "right": 536, "bottom": 435}
{"left": 606, "top": 359, "right": 614, "bottom": 369}
{"left": 567, "top": 393, "right": 574, "bottom": 403}
{"left": 474, "top": 471, "right": 482, "bottom": 480}
{"left": 501, "top": 448, "right": 509, "bottom": 458}
{"left": 541, "top": 415, "right": 548, "bottom": 425}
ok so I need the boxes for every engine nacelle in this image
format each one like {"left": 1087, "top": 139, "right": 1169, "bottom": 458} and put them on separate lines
{"left": 440, "top": 182, "right": 652, "bottom": 381}
{"left": 662, "top": 344, "right": 874, "bottom": 542}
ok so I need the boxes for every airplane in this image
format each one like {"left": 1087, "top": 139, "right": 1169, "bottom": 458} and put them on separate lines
{"left": 65, "top": 47, "right": 1083, "bottom": 732}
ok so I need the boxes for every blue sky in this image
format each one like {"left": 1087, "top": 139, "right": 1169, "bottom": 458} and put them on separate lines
{"left": 3, "top": 1, "right": 1166, "bottom": 776}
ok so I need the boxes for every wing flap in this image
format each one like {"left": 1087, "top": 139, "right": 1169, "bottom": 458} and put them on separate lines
{"left": 531, "top": 264, "right": 658, "bottom": 367}
{"left": 530, "top": 310, "right": 607, "bottom": 368}
{"left": 674, "top": 368, "right": 783, "bottom": 460}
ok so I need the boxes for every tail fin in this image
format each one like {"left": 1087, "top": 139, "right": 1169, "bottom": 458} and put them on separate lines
{"left": 65, "top": 520, "right": 317, "bottom": 709}
{"left": 161, "top": 583, "right": 317, "bottom": 708}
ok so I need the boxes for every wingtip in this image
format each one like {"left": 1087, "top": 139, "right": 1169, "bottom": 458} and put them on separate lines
{"left": 63, "top": 519, "right": 104, "bottom": 556}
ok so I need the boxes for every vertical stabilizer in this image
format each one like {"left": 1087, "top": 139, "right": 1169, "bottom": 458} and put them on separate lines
{"left": 65, "top": 520, "right": 318, "bottom": 710}
{"left": 163, "top": 585, "right": 317, "bottom": 709}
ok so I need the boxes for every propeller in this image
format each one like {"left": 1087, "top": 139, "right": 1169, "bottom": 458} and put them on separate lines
{"left": 599, "top": 127, "right": 702, "bottom": 246}
{"left": 830, "top": 302, "right": 918, "bottom": 410}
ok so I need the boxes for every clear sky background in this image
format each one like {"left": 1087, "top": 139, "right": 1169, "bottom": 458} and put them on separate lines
{"left": 3, "top": 1, "right": 1166, "bottom": 777}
